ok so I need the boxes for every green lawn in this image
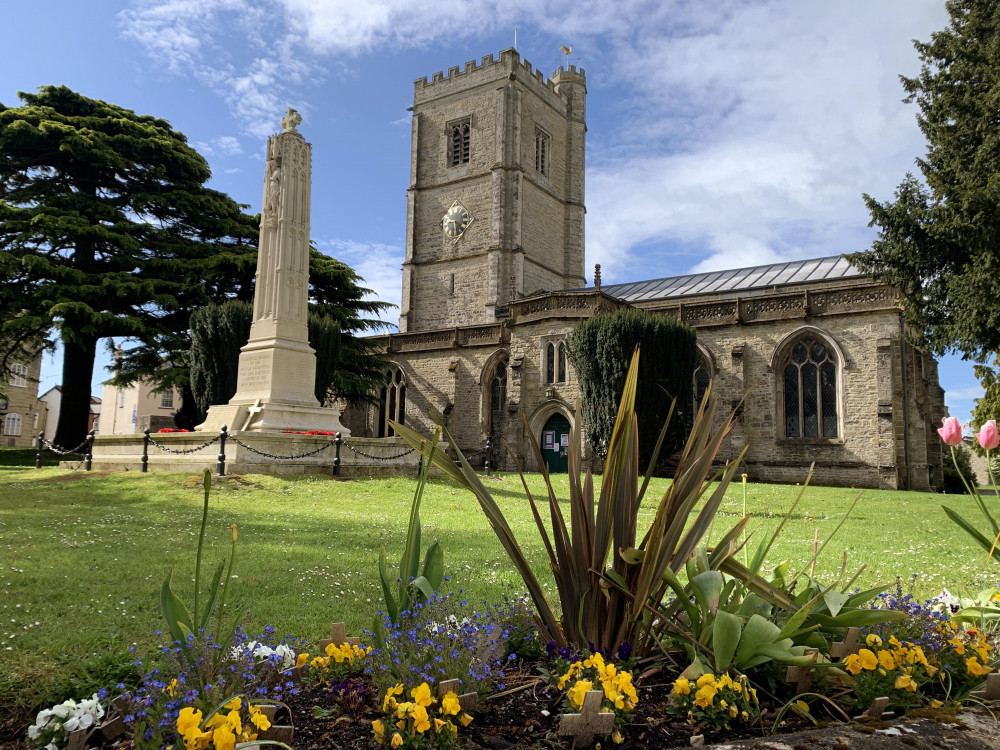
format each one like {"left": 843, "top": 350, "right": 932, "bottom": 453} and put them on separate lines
{"left": 0, "top": 464, "right": 995, "bottom": 722}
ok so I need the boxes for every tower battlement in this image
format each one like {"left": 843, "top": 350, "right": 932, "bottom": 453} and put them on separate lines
{"left": 413, "top": 48, "right": 585, "bottom": 110}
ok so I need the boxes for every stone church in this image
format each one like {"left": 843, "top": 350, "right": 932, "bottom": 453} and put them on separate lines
{"left": 341, "top": 48, "right": 946, "bottom": 491}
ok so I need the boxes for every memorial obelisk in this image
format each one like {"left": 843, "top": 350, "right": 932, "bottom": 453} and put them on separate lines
{"left": 198, "top": 109, "right": 349, "bottom": 435}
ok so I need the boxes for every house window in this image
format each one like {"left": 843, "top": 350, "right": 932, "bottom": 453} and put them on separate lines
{"left": 377, "top": 366, "right": 406, "bottom": 437}
{"left": 4, "top": 413, "right": 21, "bottom": 437}
{"left": 9, "top": 364, "right": 27, "bottom": 388}
{"left": 545, "top": 341, "right": 568, "bottom": 384}
{"left": 535, "top": 128, "right": 551, "bottom": 176}
{"left": 782, "top": 338, "right": 838, "bottom": 438}
{"left": 449, "top": 118, "right": 471, "bottom": 166}
{"left": 160, "top": 391, "right": 174, "bottom": 409}
{"left": 490, "top": 360, "right": 507, "bottom": 412}
{"left": 119, "top": 390, "right": 126, "bottom": 408}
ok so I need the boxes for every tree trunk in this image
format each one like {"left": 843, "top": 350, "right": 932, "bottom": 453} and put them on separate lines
{"left": 53, "top": 334, "right": 98, "bottom": 448}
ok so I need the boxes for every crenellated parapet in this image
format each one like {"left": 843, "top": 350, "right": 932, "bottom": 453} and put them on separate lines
{"left": 413, "top": 48, "right": 585, "bottom": 113}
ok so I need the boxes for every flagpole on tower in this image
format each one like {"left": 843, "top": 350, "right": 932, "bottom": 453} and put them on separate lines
{"left": 514, "top": 27, "right": 518, "bottom": 50}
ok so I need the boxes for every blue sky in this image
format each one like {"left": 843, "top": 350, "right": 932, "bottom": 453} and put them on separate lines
{"left": 2, "top": 0, "right": 983, "bottom": 428}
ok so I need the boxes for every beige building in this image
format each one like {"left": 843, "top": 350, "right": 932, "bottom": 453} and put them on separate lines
{"left": 100, "top": 379, "right": 182, "bottom": 435}
{"left": 1, "top": 351, "right": 44, "bottom": 447}
{"left": 341, "top": 49, "right": 946, "bottom": 491}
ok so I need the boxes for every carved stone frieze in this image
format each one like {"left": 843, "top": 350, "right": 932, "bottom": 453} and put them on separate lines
{"left": 809, "top": 286, "right": 898, "bottom": 314}
{"left": 681, "top": 301, "right": 737, "bottom": 326}
{"left": 740, "top": 295, "right": 804, "bottom": 323}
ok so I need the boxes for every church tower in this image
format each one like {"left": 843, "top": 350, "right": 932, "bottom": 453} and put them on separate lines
{"left": 398, "top": 49, "right": 586, "bottom": 332}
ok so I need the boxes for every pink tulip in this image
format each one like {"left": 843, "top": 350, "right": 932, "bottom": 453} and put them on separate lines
{"left": 937, "top": 416, "right": 964, "bottom": 446}
{"left": 977, "top": 420, "right": 1000, "bottom": 450}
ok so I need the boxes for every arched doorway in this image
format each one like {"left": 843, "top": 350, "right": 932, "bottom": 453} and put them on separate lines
{"left": 540, "top": 413, "right": 571, "bottom": 473}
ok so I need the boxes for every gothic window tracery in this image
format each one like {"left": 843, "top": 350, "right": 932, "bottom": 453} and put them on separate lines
{"left": 780, "top": 336, "right": 839, "bottom": 439}
{"left": 545, "top": 340, "right": 568, "bottom": 384}
{"left": 449, "top": 119, "right": 471, "bottom": 166}
{"left": 377, "top": 366, "right": 406, "bottom": 437}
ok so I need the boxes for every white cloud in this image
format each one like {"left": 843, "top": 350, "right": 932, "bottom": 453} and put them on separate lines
{"left": 120, "top": 0, "right": 951, "bottom": 282}
{"left": 193, "top": 135, "right": 244, "bottom": 157}
{"left": 315, "top": 238, "right": 403, "bottom": 329}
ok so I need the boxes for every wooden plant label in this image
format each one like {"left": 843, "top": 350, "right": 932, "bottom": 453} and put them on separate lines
{"left": 317, "top": 622, "right": 359, "bottom": 652}
{"left": 784, "top": 648, "right": 819, "bottom": 692}
{"left": 437, "top": 678, "right": 478, "bottom": 712}
{"left": 829, "top": 627, "right": 862, "bottom": 660}
{"left": 971, "top": 672, "right": 1000, "bottom": 701}
{"left": 258, "top": 705, "right": 294, "bottom": 744}
{"left": 66, "top": 729, "right": 87, "bottom": 750}
{"left": 557, "top": 690, "right": 615, "bottom": 749}
{"left": 855, "top": 696, "right": 893, "bottom": 721}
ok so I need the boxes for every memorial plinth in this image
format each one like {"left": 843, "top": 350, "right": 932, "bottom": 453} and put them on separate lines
{"left": 198, "top": 108, "right": 349, "bottom": 435}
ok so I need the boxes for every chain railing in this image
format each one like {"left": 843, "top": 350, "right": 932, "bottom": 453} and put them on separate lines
{"left": 36, "top": 430, "right": 96, "bottom": 470}
{"left": 37, "top": 426, "right": 496, "bottom": 478}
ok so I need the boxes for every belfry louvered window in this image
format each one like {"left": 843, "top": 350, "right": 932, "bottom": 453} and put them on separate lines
{"left": 449, "top": 119, "right": 471, "bottom": 166}
{"left": 782, "top": 338, "right": 838, "bottom": 438}
{"left": 535, "top": 129, "right": 550, "bottom": 176}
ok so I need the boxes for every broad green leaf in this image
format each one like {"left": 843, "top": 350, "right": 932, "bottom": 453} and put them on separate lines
{"left": 160, "top": 570, "right": 194, "bottom": 644}
{"left": 620, "top": 547, "right": 644, "bottom": 565}
{"left": 691, "top": 571, "right": 724, "bottom": 616}
{"left": 943, "top": 505, "right": 998, "bottom": 556}
{"left": 378, "top": 546, "right": 399, "bottom": 625}
{"left": 735, "top": 614, "right": 781, "bottom": 666}
{"left": 809, "top": 609, "right": 907, "bottom": 628}
{"left": 411, "top": 575, "right": 435, "bottom": 601}
{"left": 422, "top": 541, "right": 444, "bottom": 592}
{"left": 822, "top": 589, "right": 849, "bottom": 618}
{"left": 712, "top": 609, "right": 743, "bottom": 672}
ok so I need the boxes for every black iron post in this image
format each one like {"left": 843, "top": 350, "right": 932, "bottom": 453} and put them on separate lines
{"left": 217, "top": 425, "right": 228, "bottom": 476}
{"left": 84, "top": 430, "right": 96, "bottom": 471}
{"left": 35, "top": 433, "right": 43, "bottom": 469}
{"left": 141, "top": 429, "right": 150, "bottom": 473}
{"left": 333, "top": 432, "right": 342, "bottom": 477}
{"left": 484, "top": 438, "right": 492, "bottom": 476}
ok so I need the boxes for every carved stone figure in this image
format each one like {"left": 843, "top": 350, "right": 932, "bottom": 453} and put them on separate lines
{"left": 264, "top": 156, "right": 282, "bottom": 216}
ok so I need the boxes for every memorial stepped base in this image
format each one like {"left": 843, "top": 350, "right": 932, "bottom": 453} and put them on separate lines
{"left": 80, "top": 433, "right": 428, "bottom": 478}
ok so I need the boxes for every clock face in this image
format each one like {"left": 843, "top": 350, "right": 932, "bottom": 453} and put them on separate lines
{"left": 441, "top": 200, "right": 473, "bottom": 240}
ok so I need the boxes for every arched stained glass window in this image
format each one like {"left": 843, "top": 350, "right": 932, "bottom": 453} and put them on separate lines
{"left": 782, "top": 338, "right": 838, "bottom": 438}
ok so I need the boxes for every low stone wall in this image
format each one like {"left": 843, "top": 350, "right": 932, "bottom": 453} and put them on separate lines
{"left": 82, "top": 432, "right": 431, "bottom": 478}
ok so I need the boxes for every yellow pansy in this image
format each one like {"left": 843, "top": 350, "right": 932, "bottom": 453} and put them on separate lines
{"left": 391, "top": 732, "right": 403, "bottom": 748}
{"left": 930, "top": 699, "right": 944, "bottom": 708}
{"left": 177, "top": 707, "right": 203, "bottom": 736}
{"left": 181, "top": 727, "right": 211, "bottom": 750}
{"left": 411, "top": 682, "right": 434, "bottom": 707}
{"left": 225, "top": 698, "right": 242, "bottom": 712}
{"left": 672, "top": 677, "right": 691, "bottom": 695}
{"left": 895, "top": 674, "right": 917, "bottom": 691}
{"left": 212, "top": 725, "right": 236, "bottom": 750}
{"left": 460, "top": 713, "right": 473, "bottom": 727}
{"left": 866, "top": 634, "right": 883, "bottom": 648}
{"left": 434, "top": 718, "right": 447, "bottom": 732}
{"left": 967, "top": 656, "right": 994, "bottom": 676}
{"left": 249, "top": 709, "right": 271, "bottom": 732}
{"left": 612, "top": 729, "right": 624, "bottom": 743}
{"left": 412, "top": 704, "right": 431, "bottom": 733}
{"left": 567, "top": 679, "right": 594, "bottom": 710}
{"left": 694, "top": 684, "right": 717, "bottom": 708}
{"left": 843, "top": 654, "right": 863, "bottom": 675}
{"left": 165, "top": 679, "right": 179, "bottom": 697}
{"left": 878, "top": 650, "right": 895, "bottom": 671}
{"left": 383, "top": 684, "right": 404, "bottom": 712}
{"left": 696, "top": 673, "right": 717, "bottom": 688}
{"left": 441, "top": 691, "right": 461, "bottom": 716}
{"left": 858, "top": 649, "right": 878, "bottom": 670}
{"left": 372, "top": 719, "right": 385, "bottom": 744}
{"left": 296, "top": 652, "right": 309, "bottom": 668}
